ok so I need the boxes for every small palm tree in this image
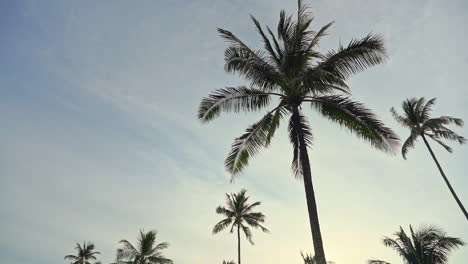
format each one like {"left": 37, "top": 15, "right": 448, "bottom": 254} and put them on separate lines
{"left": 115, "top": 230, "right": 173, "bottom": 264}
{"left": 198, "top": 1, "right": 398, "bottom": 263}
{"left": 213, "top": 189, "right": 269, "bottom": 264}
{"left": 369, "top": 225, "right": 464, "bottom": 264}
{"left": 301, "top": 252, "right": 334, "bottom": 264}
{"left": 223, "top": 260, "right": 236, "bottom": 264}
{"left": 64, "top": 241, "right": 101, "bottom": 264}
{"left": 391, "top": 97, "right": 467, "bottom": 220}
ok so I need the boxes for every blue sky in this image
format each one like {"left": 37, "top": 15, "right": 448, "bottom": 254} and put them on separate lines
{"left": 1, "top": 0, "right": 467, "bottom": 264}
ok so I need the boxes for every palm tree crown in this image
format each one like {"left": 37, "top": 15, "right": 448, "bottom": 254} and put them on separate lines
{"left": 115, "top": 230, "right": 173, "bottom": 264}
{"left": 64, "top": 241, "right": 101, "bottom": 264}
{"left": 213, "top": 189, "right": 269, "bottom": 242}
{"left": 391, "top": 97, "right": 465, "bottom": 159}
{"left": 198, "top": 0, "right": 399, "bottom": 176}
{"left": 199, "top": 1, "right": 398, "bottom": 263}
{"left": 370, "top": 225, "right": 464, "bottom": 264}
{"left": 391, "top": 97, "right": 467, "bottom": 220}
{"left": 213, "top": 189, "right": 268, "bottom": 264}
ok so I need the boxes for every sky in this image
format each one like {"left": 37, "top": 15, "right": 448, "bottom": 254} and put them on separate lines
{"left": 1, "top": 0, "right": 467, "bottom": 264}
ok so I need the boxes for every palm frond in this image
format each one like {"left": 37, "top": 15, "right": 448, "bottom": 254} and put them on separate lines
{"left": 428, "top": 135, "right": 453, "bottom": 153}
{"left": 64, "top": 255, "right": 79, "bottom": 261}
{"left": 225, "top": 107, "right": 281, "bottom": 175}
{"left": 147, "top": 256, "right": 174, "bottom": 264}
{"left": 316, "top": 34, "right": 386, "bottom": 79}
{"left": 307, "top": 21, "right": 334, "bottom": 51}
{"left": 277, "top": 9, "right": 294, "bottom": 43}
{"left": 198, "top": 86, "right": 273, "bottom": 122}
{"left": 390, "top": 107, "right": 412, "bottom": 129}
{"left": 288, "top": 108, "right": 313, "bottom": 177}
{"left": 368, "top": 260, "right": 391, "bottom": 264}
{"left": 310, "top": 95, "right": 399, "bottom": 153}
{"left": 266, "top": 106, "right": 286, "bottom": 146}
{"left": 218, "top": 28, "right": 280, "bottom": 90}
{"left": 266, "top": 26, "right": 283, "bottom": 61}
{"left": 421, "top": 98, "right": 436, "bottom": 121}
{"left": 216, "top": 206, "right": 234, "bottom": 217}
{"left": 242, "top": 201, "right": 261, "bottom": 213}
{"left": 303, "top": 67, "right": 350, "bottom": 95}
{"left": 429, "top": 127, "right": 466, "bottom": 144}
{"left": 212, "top": 218, "right": 233, "bottom": 234}
{"left": 251, "top": 15, "right": 281, "bottom": 66}
{"left": 241, "top": 224, "right": 254, "bottom": 244}
{"left": 243, "top": 215, "right": 269, "bottom": 233}
{"left": 402, "top": 131, "right": 418, "bottom": 159}
{"left": 424, "top": 116, "right": 464, "bottom": 131}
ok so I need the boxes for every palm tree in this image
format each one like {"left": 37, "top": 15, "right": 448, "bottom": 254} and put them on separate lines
{"left": 198, "top": 1, "right": 399, "bottom": 263}
{"left": 213, "top": 189, "right": 269, "bottom": 264}
{"left": 64, "top": 241, "right": 101, "bottom": 264}
{"left": 115, "top": 230, "right": 173, "bottom": 264}
{"left": 222, "top": 260, "right": 236, "bottom": 264}
{"left": 301, "top": 252, "right": 334, "bottom": 264}
{"left": 391, "top": 97, "right": 467, "bottom": 220}
{"left": 369, "top": 225, "right": 465, "bottom": 264}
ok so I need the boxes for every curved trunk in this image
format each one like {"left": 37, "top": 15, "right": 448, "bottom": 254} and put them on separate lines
{"left": 296, "top": 111, "right": 327, "bottom": 264}
{"left": 237, "top": 225, "right": 241, "bottom": 264}
{"left": 421, "top": 134, "right": 468, "bottom": 220}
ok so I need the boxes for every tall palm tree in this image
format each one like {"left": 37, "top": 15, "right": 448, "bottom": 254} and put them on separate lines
{"left": 198, "top": 1, "right": 398, "bottom": 263}
{"left": 64, "top": 241, "right": 101, "bottom": 264}
{"left": 391, "top": 97, "right": 467, "bottom": 220}
{"left": 213, "top": 189, "right": 269, "bottom": 264}
{"left": 115, "top": 230, "right": 173, "bottom": 264}
{"left": 369, "top": 225, "right": 465, "bottom": 264}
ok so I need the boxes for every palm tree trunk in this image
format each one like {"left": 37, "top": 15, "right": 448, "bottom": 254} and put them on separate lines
{"left": 421, "top": 134, "right": 468, "bottom": 220}
{"left": 298, "top": 125, "right": 327, "bottom": 264}
{"left": 237, "top": 225, "right": 241, "bottom": 264}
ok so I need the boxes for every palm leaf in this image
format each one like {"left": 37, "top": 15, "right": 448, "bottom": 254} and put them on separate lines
{"left": 288, "top": 109, "right": 313, "bottom": 177}
{"left": 225, "top": 107, "right": 281, "bottom": 175}
{"left": 316, "top": 34, "right": 386, "bottom": 79}
{"left": 310, "top": 95, "right": 399, "bottom": 153}
{"left": 198, "top": 86, "right": 272, "bottom": 122}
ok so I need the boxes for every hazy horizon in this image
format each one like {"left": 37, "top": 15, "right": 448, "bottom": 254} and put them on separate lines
{"left": 1, "top": 0, "right": 467, "bottom": 264}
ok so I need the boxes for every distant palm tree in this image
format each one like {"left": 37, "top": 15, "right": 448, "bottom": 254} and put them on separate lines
{"left": 391, "top": 97, "right": 467, "bottom": 220}
{"left": 213, "top": 189, "right": 269, "bottom": 264}
{"left": 64, "top": 241, "right": 101, "bottom": 264}
{"left": 198, "top": 1, "right": 398, "bottom": 263}
{"left": 369, "top": 225, "right": 464, "bottom": 264}
{"left": 222, "top": 260, "right": 236, "bottom": 264}
{"left": 301, "top": 252, "right": 334, "bottom": 264}
{"left": 115, "top": 230, "right": 173, "bottom": 264}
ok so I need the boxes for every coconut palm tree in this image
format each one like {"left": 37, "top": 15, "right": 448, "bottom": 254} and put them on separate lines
{"left": 213, "top": 189, "right": 269, "bottom": 264}
{"left": 198, "top": 1, "right": 398, "bottom": 263}
{"left": 115, "top": 230, "right": 173, "bottom": 264}
{"left": 301, "top": 252, "right": 334, "bottom": 264}
{"left": 391, "top": 97, "right": 467, "bottom": 220}
{"left": 369, "top": 225, "right": 464, "bottom": 264}
{"left": 64, "top": 241, "right": 101, "bottom": 264}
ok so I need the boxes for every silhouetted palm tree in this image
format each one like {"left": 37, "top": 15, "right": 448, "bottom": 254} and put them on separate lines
{"left": 301, "top": 252, "right": 334, "bottom": 264}
{"left": 369, "top": 225, "right": 464, "bottom": 264}
{"left": 213, "top": 189, "right": 269, "bottom": 264}
{"left": 115, "top": 230, "right": 173, "bottom": 264}
{"left": 64, "top": 242, "right": 101, "bottom": 264}
{"left": 198, "top": 1, "right": 398, "bottom": 262}
{"left": 391, "top": 97, "right": 467, "bottom": 220}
